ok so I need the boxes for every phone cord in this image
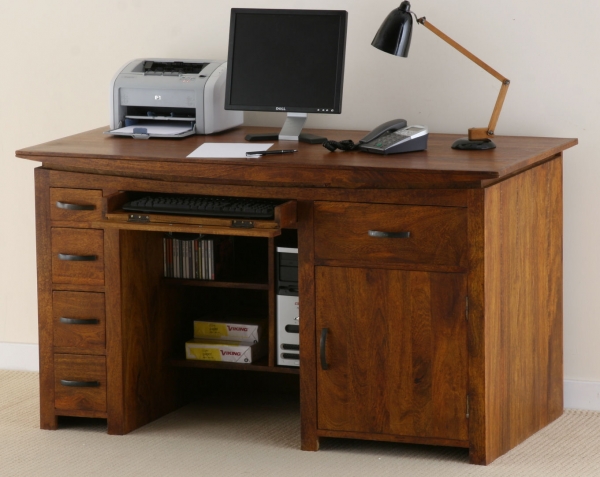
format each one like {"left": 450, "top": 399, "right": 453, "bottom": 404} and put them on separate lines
{"left": 322, "top": 139, "right": 359, "bottom": 152}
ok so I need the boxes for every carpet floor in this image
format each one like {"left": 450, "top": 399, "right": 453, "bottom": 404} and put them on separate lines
{"left": 1, "top": 370, "right": 600, "bottom": 476}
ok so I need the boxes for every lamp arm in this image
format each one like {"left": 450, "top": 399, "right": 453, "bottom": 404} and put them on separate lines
{"left": 417, "top": 17, "right": 510, "bottom": 141}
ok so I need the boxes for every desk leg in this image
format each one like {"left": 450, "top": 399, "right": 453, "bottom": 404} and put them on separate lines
{"left": 298, "top": 201, "right": 320, "bottom": 451}
{"left": 35, "top": 168, "right": 58, "bottom": 430}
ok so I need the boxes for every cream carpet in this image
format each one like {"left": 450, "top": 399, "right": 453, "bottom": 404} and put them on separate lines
{"left": 1, "top": 370, "right": 600, "bottom": 477}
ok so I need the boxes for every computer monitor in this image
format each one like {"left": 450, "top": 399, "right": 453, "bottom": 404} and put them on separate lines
{"left": 225, "top": 8, "right": 348, "bottom": 144}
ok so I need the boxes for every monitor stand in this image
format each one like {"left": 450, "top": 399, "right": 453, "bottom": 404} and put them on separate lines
{"left": 245, "top": 113, "right": 327, "bottom": 144}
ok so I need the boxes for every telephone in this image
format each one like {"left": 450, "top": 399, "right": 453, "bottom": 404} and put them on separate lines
{"left": 358, "top": 119, "right": 429, "bottom": 155}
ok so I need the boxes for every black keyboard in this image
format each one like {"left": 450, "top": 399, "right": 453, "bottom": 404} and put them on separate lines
{"left": 123, "top": 194, "right": 280, "bottom": 220}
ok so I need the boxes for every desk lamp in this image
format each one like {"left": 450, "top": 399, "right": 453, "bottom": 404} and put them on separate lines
{"left": 372, "top": 1, "right": 510, "bottom": 150}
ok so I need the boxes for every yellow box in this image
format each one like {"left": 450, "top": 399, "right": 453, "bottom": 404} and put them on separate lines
{"left": 193, "top": 318, "right": 265, "bottom": 343}
{"left": 185, "top": 339, "right": 266, "bottom": 364}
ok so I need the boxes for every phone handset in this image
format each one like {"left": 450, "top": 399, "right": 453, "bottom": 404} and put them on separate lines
{"left": 358, "top": 119, "right": 408, "bottom": 144}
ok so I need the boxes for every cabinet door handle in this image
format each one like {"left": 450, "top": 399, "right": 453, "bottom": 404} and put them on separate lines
{"left": 59, "top": 317, "right": 100, "bottom": 325}
{"left": 58, "top": 253, "right": 97, "bottom": 261}
{"left": 320, "top": 328, "right": 329, "bottom": 370}
{"left": 368, "top": 230, "right": 411, "bottom": 239}
{"left": 56, "top": 201, "right": 96, "bottom": 211}
{"left": 59, "top": 380, "right": 101, "bottom": 387}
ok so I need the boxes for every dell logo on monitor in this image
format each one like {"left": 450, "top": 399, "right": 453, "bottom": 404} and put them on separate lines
{"left": 155, "top": 95, "right": 161, "bottom": 100}
{"left": 276, "top": 107, "right": 286, "bottom": 111}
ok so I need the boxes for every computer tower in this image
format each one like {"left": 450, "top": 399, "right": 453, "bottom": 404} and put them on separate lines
{"left": 276, "top": 247, "right": 299, "bottom": 367}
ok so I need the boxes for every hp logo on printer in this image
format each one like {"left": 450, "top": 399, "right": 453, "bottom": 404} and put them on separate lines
{"left": 276, "top": 107, "right": 286, "bottom": 111}
{"left": 155, "top": 95, "right": 162, "bottom": 101}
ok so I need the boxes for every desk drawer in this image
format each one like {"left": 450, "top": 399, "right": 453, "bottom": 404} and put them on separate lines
{"left": 50, "top": 188, "right": 103, "bottom": 222}
{"left": 54, "top": 354, "right": 107, "bottom": 412}
{"left": 53, "top": 291, "right": 105, "bottom": 350}
{"left": 314, "top": 202, "right": 467, "bottom": 268}
{"left": 51, "top": 228, "right": 104, "bottom": 286}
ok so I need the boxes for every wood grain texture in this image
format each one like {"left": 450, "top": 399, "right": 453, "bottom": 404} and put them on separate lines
{"left": 314, "top": 202, "right": 468, "bottom": 268}
{"left": 34, "top": 168, "right": 58, "bottom": 430}
{"left": 119, "top": 230, "right": 180, "bottom": 433}
{"left": 51, "top": 228, "right": 104, "bottom": 286}
{"left": 16, "top": 127, "right": 577, "bottom": 190}
{"left": 316, "top": 267, "right": 468, "bottom": 443}
{"left": 104, "top": 228, "right": 124, "bottom": 435}
{"left": 49, "top": 169, "right": 470, "bottom": 206}
{"left": 54, "top": 354, "right": 107, "bottom": 412}
{"left": 297, "top": 201, "right": 319, "bottom": 451}
{"left": 52, "top": 291, "right": 105, "bottom": 350}
{"left": 466, "top": 189, "right": 487, "bottom": 464}
{"left": 49, "top": 188, "right": 103, "bottom": 222}
{"left": 481, "top": 156, "right": 563, "bottom": 464}
{"left": 100, "top": 220, "right": 283, "bottom": 238}
{"left": 171, "top": 358, "right": 299, "bottom": 374}
{"left": 317, "top": 429, "right": 469, "bottom": 448}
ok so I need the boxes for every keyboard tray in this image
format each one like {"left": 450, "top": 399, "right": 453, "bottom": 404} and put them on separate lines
{"left": 103, "top": 192, "right": 296, "bottom": 238}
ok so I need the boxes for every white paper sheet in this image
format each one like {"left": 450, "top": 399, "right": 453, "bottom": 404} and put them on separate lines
{"left": 187, "top": 143, "right": 274, "bottom": 158}
{"left": 111, "top": 123, "right": 194, "bottom": 136}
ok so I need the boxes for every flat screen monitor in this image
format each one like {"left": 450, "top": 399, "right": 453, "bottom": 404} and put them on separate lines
{"left": 225, "top": 8, "right": 348, "bottom": 143}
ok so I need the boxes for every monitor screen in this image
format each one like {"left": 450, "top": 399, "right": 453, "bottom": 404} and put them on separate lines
{"left": 225, "top": 9, "right": 347, "bottom": 114}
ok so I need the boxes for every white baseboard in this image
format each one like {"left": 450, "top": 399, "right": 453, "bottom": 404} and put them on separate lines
{"left": 0, "top": 342, "right": 39, "bottom": 372}
{"left": 564, "top": 379, "right": 600, "bottom": 411}
{"left": 0, "top": 343, "right": 598, "bottom": 410}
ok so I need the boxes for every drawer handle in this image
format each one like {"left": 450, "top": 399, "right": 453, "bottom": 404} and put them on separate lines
{"left": 58, "top": 253, "right": 97, "bottom": 262}
{"left": 281, "top": 353, "right": 300, "bottom": 360}
{"left": 368, "top": 230, "right": 411, "bottom": 239}
{"left": 56, "top": 201, "right": 96, "bottom": 211}
{"left": 320, "top": 328, "right": 329, "bottom": 370}
{"left": 59, "top": 317, "right": 100, "bottom": 325}
{"left": 60, "top": 380, "right": 101, "bottom": 387}
{"left": 285, "top": 325, "right": 300, "bottom": 334}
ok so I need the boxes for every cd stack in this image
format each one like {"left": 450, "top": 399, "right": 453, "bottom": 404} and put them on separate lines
{"left": 162, "top": 233, "right": 233, "bottom": 280}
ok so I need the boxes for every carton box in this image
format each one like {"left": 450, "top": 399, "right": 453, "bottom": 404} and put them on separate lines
{"left": 193, "top": 318, "right": 265, "bottom": 343}
{"left": 185, "top": 339, "right": 266, "bottom": 364}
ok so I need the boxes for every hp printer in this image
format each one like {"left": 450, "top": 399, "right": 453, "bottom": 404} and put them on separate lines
{"left": 108, "top": 59, "right": 243, "bottom": 139}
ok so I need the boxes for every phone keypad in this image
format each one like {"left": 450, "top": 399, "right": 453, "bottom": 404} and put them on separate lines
{"left": 372, "top": 132, "right": 406, "bottom": 149}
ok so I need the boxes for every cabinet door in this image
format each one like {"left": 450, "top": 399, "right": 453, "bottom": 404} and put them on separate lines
{"left": 316, "top": 266, "right": 468, "bottom": 442}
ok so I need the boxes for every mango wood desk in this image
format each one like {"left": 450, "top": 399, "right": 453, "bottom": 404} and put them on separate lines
{"left": 16, "top": 127, "right": 577, "bottom": 465}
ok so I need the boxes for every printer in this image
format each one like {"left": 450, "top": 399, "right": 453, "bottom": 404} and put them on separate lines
{"left": 108, "top": 59, "right": 243, "bottom": 139}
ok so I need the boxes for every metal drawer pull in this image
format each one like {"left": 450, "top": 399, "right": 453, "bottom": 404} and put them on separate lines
{"left": 56, "top": 201, "right": 96, "bottom": 211}
{"left": 368, "top": 230, "right": 411, "bottom": 239}
{"left": 59, "top": 317, "right": 100, "bottom": 325}
{"left": 60, "top": 380, "right": 101, "bottom": 387}
{"left": 285, "top": 325, "right": 300, "bottom": 334}
{"left": 58, "top": 253, "right": 97, "bottom": 261}
{"left": 320, "top": 328, "right": 329, "bottom": 370}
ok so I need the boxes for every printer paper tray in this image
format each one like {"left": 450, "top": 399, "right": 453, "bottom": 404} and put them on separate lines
{"left": 107, "top": 121, "right": 195, "bottom": 139}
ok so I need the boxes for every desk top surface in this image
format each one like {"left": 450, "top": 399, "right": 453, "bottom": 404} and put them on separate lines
{"left": 16, "top": 126, "right": 577, "bottom": 189}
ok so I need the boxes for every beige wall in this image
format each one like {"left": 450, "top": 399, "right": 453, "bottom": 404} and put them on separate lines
{"left": 1, "top": 0, "right": 596, "bottom": 380}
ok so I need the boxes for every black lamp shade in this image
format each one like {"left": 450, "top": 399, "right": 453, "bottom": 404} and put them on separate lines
{"left": 371, "top": 1, "right": 413, "bottom": 57}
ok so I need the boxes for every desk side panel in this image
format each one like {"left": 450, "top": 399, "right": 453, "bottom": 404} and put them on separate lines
{"left": 119, "top": 230, "right": 181, "bottom": 432}
{"left": 482, "top": 156, "right": 563, "bottom": 463}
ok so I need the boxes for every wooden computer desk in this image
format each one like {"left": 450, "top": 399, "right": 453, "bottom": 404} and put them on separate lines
{"left": 16, "top": 126, "right": 577, "bottom": 465}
